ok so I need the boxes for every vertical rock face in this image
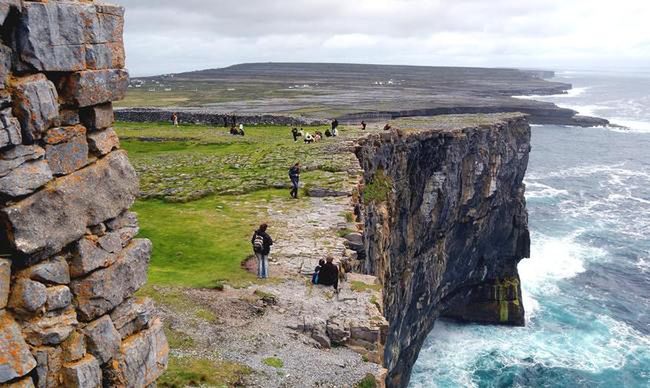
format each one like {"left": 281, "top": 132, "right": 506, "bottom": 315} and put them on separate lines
{"left": 0, "top": 1, "right": 168, "bottom": 386}
{"left": 356, "top": 115, "right": 531, "bottom": 387}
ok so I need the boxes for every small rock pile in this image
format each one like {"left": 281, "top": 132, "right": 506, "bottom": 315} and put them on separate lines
{"left": 0, "top": 2, "right": 167, "bottom": 387}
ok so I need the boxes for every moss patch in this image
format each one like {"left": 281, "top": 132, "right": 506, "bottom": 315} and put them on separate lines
{"left": 350, "top": 281, "right": 382, "bottom": 293}
{"left": 158, "top": 356, "right": 252, "bottom": 387}
{"left": 262, "top": 357, "right": 284, "bottom": 368}
{"left": 363, "top": 170, "right": 392, "bottom": 204}
{"left": 355, "top": 373, "right": 378, "bottom": 388}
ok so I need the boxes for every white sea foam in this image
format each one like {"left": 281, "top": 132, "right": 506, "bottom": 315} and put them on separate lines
{"left": 608, "top": 119, "right": 650, "bottom": 133}
{"left": 525, "top": 181, "right": 569, "bottom": 199}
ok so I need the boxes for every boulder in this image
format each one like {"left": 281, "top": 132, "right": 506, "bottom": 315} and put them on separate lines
{"left": 20, "top": 307, "right": 77, "bottom": 347}
{"left": 80, "top": 103, "right": 114, "bottom": 131}
{"left": 43, "top": 126, "right": 89, "bottom": 176}
{"left": 61, "top": 355, "right": 101, "bottom": 388}
{"left": 0, "top": 107, "right": 23, "bottom": 149}
{"left": 104, "top": 319, "right": 168, "bottom": 387}
{"left": 10, "top": 74, "right": 59, "bottom": 143}
{"left": 71, "top": 239, "right": 151, "bottom": 322}
{"left": 58, "top": 69, "right": 128, "bottom": 107}
{"left": 0, "top": 377, "right": 35, "bottom": 388}
{"left": 45, "top": 286, "right": 72, "bottom": 311}
{"left": 326, "top": 319, "right": 350, "bottom": 344}
{"left": 0, "top": 258, "right": 9, "bottom": 309}
{"left": 82, "top": 315, "right": 120, "bottom": 365}
{"left": 61, "top": 330, "right": 86, "bottom": 363}
{"left": 2, "top": 151, "right": 139, "bottom": 257}
{"left": 0, "top": 145, "right": 52, "bottom": 198}
{"left": 8, "top": 278, "right": 46, "bottom": 313}
{"left": 311, "top": 325, "right": 331, "bottom": 349}
{"left": 307, "top": 187, "right": 350, "bottom": 198}
{"left": 0, "top": 310, "right": 37, "bottom": 383}
{"left": 13, "top": 2, "right": 124, "bottom": 72}
{"left": 87, "top": 128, "right": 119, "bottom": 156}
{"left": 31, "top": 346, "right": 63, "bottom": 388}
{"left": 110, "top": 297, "right": 155, "bottom": 339}
{"left": 17, "top": 256, "right": 70, "bottom": 285}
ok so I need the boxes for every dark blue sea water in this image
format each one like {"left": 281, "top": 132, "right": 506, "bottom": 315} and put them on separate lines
{"left": 410, "top": 71, "right": 650, "bottom": 387}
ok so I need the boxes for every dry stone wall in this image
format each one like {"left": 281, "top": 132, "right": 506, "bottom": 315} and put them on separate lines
{"left": 0, "top": 1, "right": 168, "bottom": 387}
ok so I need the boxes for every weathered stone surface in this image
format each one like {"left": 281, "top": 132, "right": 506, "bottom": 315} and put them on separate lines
{"left": 0, "top": 310, "right": 37, "bottom": 383}
{"left": 105, "top": 211, "right": 139, "bottom": 247}
{"left": 17, "top": 256, "right": 70, "bottom": 285}
{"left": 0, "top": 145, "right": 52, "bottom": 198}
{"left": 104, "top": 318, "right": 168, "bottom": 387}
{"left": 10, "top": 74, "right": 58, "bottom": 143}
{"left": 0, "top": 376, "right": 35, "bottom": 388}
{"left": 70, "top": 234, "right": 122, "bottom": 278}
{"left": 31, "top": 346, "right": 62, "bottom": 388}
{"left": 61, "top": 355, "right": 101, "bottom": 388}
{"left": 71, "top": 239, "right": 151, "bottom": 321}
{"left": 58, "top": 70, "right": 128, "bottom": 107}
{"left": 13, "top": 2, "right": 124, "bottom": 72}
{"left": 61, "top": 331, "right": 85, "bottom": 363}
{"left": 0, "top": 108, "right": 23, "bottom": 149}
{"left": 8, "top": 278, "right": 46, "bottom": 313}
{"left": 87, "top": 128, "right": 119, "bottom": 156}
{"left": 0, "top": 45, "right": 11, "bottom": 89}
{"left": 45, "top": 286, "right": 72, "bottom": 312}
{"left": 311, "top": 325, "right": 331, "bottom": 349}
{"left": 2, "top": 151, "right": 139, "bottom": 257}
{"left": 0, "top": 259, "right": 9, "bottom": 309}
{"left": 83, "top": 315, "right": 120, "bottom": 365}
{"left": 80, "top": 103, "right": 114, "bottom": 131}
{"left": 110, "top": 297, "right": 155, "bottom": 339}
{"left": 43, "top": 126, "right": 89, "bottom": 176}
{"left": 21, "top": 307, "right": 77, "bottom": 347}
{"left": 326, "top": 319, "right": 350, "bottom": 344}
{"left": 58, "top": 109, "right": 80, "bottom": 127}
{"left": 0, "top": 0, "right": 20, "bottom": 27}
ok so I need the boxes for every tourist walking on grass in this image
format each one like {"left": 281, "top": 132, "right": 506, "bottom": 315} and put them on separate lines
{"left": 289, "top": 162, "right": 301, "bottom": 199}
{"left": 251, "top": 223, "right": 273, "bottom": 279}
{"left": 331, "top": 119, "right": 339, "bottom": 136}
{"left": 291, "top": 127, "right": 301, "bottom": 142}
{"left": 171, "top": 112, "right": 179, "bottom": 127}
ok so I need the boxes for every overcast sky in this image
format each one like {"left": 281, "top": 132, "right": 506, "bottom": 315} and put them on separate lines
{"left": 111, "top": 0, "right": 650, "bottom": 77}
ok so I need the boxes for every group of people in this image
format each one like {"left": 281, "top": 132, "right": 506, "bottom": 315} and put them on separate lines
{"left": 291, "top": 119, "right": 341, "bottom": 143}
{"left": 250, "top": 223, "right": 340, "bottom": 291}
{"left": 229, "top": 123, "right": 245, "bottom": 136}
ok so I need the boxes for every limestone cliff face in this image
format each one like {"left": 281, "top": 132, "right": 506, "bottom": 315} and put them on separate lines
{"left": 355, "top": 115, "right": 531, "bottom": 387}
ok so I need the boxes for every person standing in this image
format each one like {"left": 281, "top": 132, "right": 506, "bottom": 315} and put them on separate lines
{"left": 331, "top": 119, "right": 339, "bottom": 136}
{"left": 251, "top": 223, "right": 273, "bottom": 279}
{"left": 291, "top": 127, "right": 300, "bottom": 142}
{"left": 171, "top": 112, "right": 179, "bottom": 127}
{"left": 289, "top": 162, "right": 301, "bottom": 199}
{"left": 361, "top": 121, "right": 367, "bottom": 130}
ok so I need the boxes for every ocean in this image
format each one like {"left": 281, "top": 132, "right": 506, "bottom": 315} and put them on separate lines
{"left": 409, "top": 70, "right": 650, "bottom": 387}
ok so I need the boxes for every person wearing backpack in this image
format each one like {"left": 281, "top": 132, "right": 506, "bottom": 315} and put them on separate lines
{"left": 289, "top": 162, "right": 301, "bottom": 199}
{"left": 251, "top": 223, "right": 273, "bottom": 279}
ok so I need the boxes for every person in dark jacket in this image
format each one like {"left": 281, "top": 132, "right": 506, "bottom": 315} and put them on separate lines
{"left": 312, "top": 259, "right": 325, "bottom": 284}
{"left": 317, "top": 256, "right": 339, "bottom": 291}
{"left": 251, "top": 223, "right": 273, "bottom": 279}
{"left": 289, "top": 162, "right": 300, "bottom": 199}
{"left": 361, "top": 121, "right": 367, "bottom": 130}
{"left": 291, "top": 127, "right": 301, "bottom": 142}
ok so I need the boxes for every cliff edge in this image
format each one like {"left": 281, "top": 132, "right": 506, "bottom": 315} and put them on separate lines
{"left": 356, "top": 114, "right": 531, "bottom": 387}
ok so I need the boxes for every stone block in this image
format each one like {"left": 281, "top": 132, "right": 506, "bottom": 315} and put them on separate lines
{"left": 0, "top": 0, "right": 21, "bottom": 27}
{"left": 58, "top": 69, "right": 128, "bottom": 107}
{"left": 58, "top": 109, "right": 80, "bottom": 127}
{"left": 0, "top": 145, "right": 52, "bottom": 198}
{"left": 0, "top": 259, "right": 9, "bottom": 309}
{"left": 21, "top": 307, "right": 77, "bottom": 347}
{"left": 13, "top": 2, "right": 124, "bottom": 72}
{"left": 110, "top": 297, "right": 155, "bottom": 339}
{"left": 71, "top": 239, "right": 151, "bottom": 322}
{"left": 83, "top": 315, "right": 120, "bottom": 365}
{"left": 106, "top": 211, "right": 140, "bottom": 247}
{"left": 0, "top": 108, "right": 23, "bottom": 149}
{"left": 2, "top": 151, "right": 139, "bottom": 257}
{"left": 87, "top": 128, "right": 119, "bottom": 156}
{"left": 0, "top": 310, "right": 37, "bottom": 383}
{"left": 70, "top": 234, "right": 121, "bottom": 278}
{"left": 43, "top": 126, "right": 89, "bottom": 175}
{"left": 80, "top": 103, "right": 114, "bottom": 131}
{"left": 8, "top": 278, "right": 46, "bottom": 313}
{"left": 61, "top": 355, "right": 101, "bottom": 388}
{"left": 45, "top": 286, "right": 72, "bottom": 311}
{"left": 0, "top": 377, "right": 35, "bottom": 388}
{"left": 61, "top": 330, "right": 86, "bottom": 363}
{"left": 17, "top": 256, "right": 70, "bottom": 285}
{"left": 31, "top": 346, "right": 62, "bottom": 388}
{"left": 0, "top": 44, "right": 10, "bottom": 89}
{"left": 104, "top": 318, "right": 168, "bottom": 387}
{"left": 10, "top": 74, "right": 59, "bottom": 143}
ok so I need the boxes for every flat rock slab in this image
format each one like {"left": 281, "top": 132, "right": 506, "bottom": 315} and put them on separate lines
{"left": 14, "top": 1, "right": 124, "bottom": 72}
{"left": 2, "top": 150, "right": 138, "bottom": 257}
{"left": 71, "top": 239, "right": 151, "bottom": 322}
{"left": 58, "top": 69, "right": 128, "bottom": 108}
{"left": 43, "top": 125, "right": 89, "bottom": 176}
{"left": 0, "top": 310, "right": 37, "bottom": 383}
{"left": 10, "top": 74, "right": 59, "bottom": 143}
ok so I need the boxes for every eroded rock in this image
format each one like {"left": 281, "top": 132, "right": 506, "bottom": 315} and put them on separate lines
{"left": 58, "top": 70, "right": 128, "bottom": 108}
{"left": 83, "top": 315, "right": 120, "bottom": 365}
{"left": 61, "top": 330, "right": 86, "bottom": 363}
{"left": 0, "top": 145, "right": 52, "bottom": 198}
{"left": 8, "top": 278, "right": 47, "bottom": 313}
{"left": 0, "top": 107, "right": 23, "bottom": 149}
{"left": 10, "top": 74, "right": 58, "bottom": 143}
{"left": 2, "top": 151, "right": 139, "bottom": 257}
{"left": 17, "top": 256, "right": 70, "bottom": 285}
{"left": 0, "top": 258, "right": 9, "bottom": 309}
{"left": 45, "top": 286, "right": 72, "bottom": 312}
{"left": 87, "top": 128, "right": 119, "bottom": 156}
{"left": 43, "top": 126, "right": 89, "bottom": 176}
{"left": 61, "top": 354, "right": 101, "bottom": 388}
{"left": 31, "top": 346, "right": 63, "bottom": 388}
{"left": 80, "top": 103, "right": 114, "bottom": 131}
{"left": 110, "top": 297, "right": 155, "bottom": 339}
{"left": 20, "top": 307, "right": 77, "bottom": 347}
{"left": 0, "top": 310, "right": 37, "bottom": 383}
{"left": 71, "top": 239, "right": 151, "bottom": 321}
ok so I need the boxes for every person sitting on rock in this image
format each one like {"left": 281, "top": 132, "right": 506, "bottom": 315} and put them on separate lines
{"left": 238, "top": 123, "right": 245, "bottom": 136}
{"left": 324, "top": 129, "right": 332, "bottom": 137}
{"left": 314, "top": 131, "right": 323, "bottom": 142}
{"left": 304, "top": 132, "right": 314, "bottom": 143}
{"left": 312, "top": 259, "right": 325, "bottom": 284}
{"left": 317, "top": 256, "right": 339, "bottom": 291}
{"left": 230, "top": 126, "right": 238, "bottom": 135}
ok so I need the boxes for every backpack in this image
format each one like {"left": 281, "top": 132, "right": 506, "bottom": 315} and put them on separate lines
{"left": 252, "top": 232, "right": 264, "bottom": 253}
